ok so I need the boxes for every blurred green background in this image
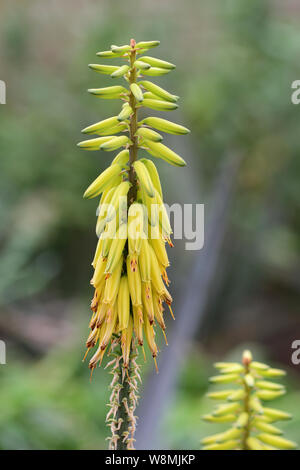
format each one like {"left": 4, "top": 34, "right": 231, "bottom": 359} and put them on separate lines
{"left": 0, "top": 0, "right": 300, "bottom": 449}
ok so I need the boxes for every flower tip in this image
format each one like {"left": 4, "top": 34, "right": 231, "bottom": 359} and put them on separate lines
{"left": 153, "top": 356, "right": 159, "bottom": 374}
{"left": 81, "top": 127, "right": 90, "bottom": 135}
{"left": 82, "top": 348, "right": 90, "bottom": 362}
{"left": 242, "top": 350, "right": 253, "bottom": 365}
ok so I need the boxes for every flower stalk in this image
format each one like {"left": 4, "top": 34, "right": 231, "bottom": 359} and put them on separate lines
{"left": 78, "top": 38, "right": 190, "bottom": 449}
{"left": 128, "top": 39, "right": 138, "bottom": 203}
{"left": 106, "top": 339, "right": 140, "bottom": 449}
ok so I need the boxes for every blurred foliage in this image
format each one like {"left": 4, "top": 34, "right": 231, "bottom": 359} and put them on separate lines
{"left": 0, "top": 0, "right": 300, "bottom": 449}
{"left": 2, "top": 344, "right": 298, "bottom": 450}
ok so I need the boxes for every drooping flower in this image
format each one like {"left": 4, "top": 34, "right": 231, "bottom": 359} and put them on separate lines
{"left": 78, "top": 39, "right": 190, "bottom": 373}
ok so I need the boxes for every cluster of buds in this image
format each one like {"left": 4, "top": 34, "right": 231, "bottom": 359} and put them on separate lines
{"left": 78, "top": 39, "right": 190, "bottom": 373}
{"left": 202, "top": 350, "right": 297, "bottom": 450}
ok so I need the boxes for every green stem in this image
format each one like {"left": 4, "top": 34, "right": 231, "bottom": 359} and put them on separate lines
{"left": 242, "top": 362, "right": 251, "bottom": 450}
{"left": 115, "top": 39, "right": 139, "bottom": 451}
{"left": 116, "top": 356, "right": 131, "bottom": 450}
{"left": 128, "top": 39, "right": 138, "bottom": 204}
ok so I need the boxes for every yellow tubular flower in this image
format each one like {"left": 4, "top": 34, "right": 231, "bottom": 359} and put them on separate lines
{"left": 126, "top": 255, "right": 142, "bottom": 306}
{"left": 202, "top": 350, "right": 297, "bottom": 450}
{"left": 127, "top": 202, "right": 145, "bottom": 270}
{"left": 141, "top": 281, "right": 155, "bottom": 325}
{"left": 117, "top": 275, "right": 130, "bottom": 331}
{"left": 139, "top": 238, "right": 151, "bottom": 282}
{"left": 133, "top": 305, "right": 144, "bottom": 346}
{"left": 78, "top": 38, "right": 189, "bottom": 381}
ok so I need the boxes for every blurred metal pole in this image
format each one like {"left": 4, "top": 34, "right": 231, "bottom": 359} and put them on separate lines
{"left": 135, "top": 153, "right": 242, "bottom": 449}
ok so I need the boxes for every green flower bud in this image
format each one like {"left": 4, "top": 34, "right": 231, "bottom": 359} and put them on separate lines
{"left": 143, "top": 92, "right": 160, "bottom": 100}
{"left": 96, "top": 50, "right": 125, "bottom": 58}
{"left": 252, "top": 419, "right": 282, "bottom": 435}
{"left": 133, "top": 160, "right": 155, "bottom": 198}
{"left": 130, "top": 83, "right": 144, "bottom": 102}
{"left": 244, "top": 373, "right": 255, "bottom": 388}
{"left": 219, "top": 364, "right": 244, "bottom": 374}
{"left": 256, "top": 380, "right": 285, "bottom": 391}
{"left": 100, "top": 135, "right": 131, "bottom": 151}
{"left": 256, "top": 390, "right": 285, "bottom": 401}
{"left": 141, "top": 98, "right": 178, "bottom": 111}
{"left": 257, "top": 433, "right": 297, "bottom": 450}
{"left": 249, "top": 396, "right": 264, "bottom": 414}
{"left": 95, "top": 123, "right": 128, "bottom": 136}
{"left": 203, "top": 440, "right": 239, "bottom": 451}
{"left": 140, "top": 159, "right": 163, "bottom": 199}
{"left": 111, "top": 65, "right": 130, "bottom": 78}
{"left": 202, "top": 427, "right": 241, "bottom": 445}
{"left": 202, "top": 414, "right": 236, "bottom": 423}
{"left": 259, "top": 368, "right": 286, "bottom": 378}
{"left": 213, "top": 402, "right": 240, "bottom": 416}
{"left": 88, "top": 86, "right": 128, "bottom": 99}
{"left": 118, "top": 103, "right": 133, "bottom": 121}
{"left": 140, "top": 117, "right": 190, "bottom": 135}
{"left": 263, "top": 407, "right": 292, "bottom": 421}
{"left": 201, "top": 432, "right": 225, "bottom": 445}
{"left": 219, "top": 427, "right": 242, "bottom": 441}
{"left": 206, "top": 390, "right": 236, "bottom": 400}
{"left": 111, "top": 149, "right": 129, "bottom": 166}
{"left": 88, "top": 64, "right": 119, "bottom": 74}
{"left": 235, "top": 412, "right": 248, "bottom": 429}
{"left": 139, "top": 56, "right": 175, "bottom": 70}
{"left": 215, "top": 362, "right": 240, "bottom": 368}
{"left": 242, "top": 350, "right": 253, "bottom": 364}
{"left": 77, "top": 136, "right": 114, "bottom": 150}
{"left": 142, "top": 67, "right": 171, "bottom": 76}
{"left": 134, "top": 60, "right": 151, "bottom": 70}
{"left": 140, "top": 80, "right": 178, "bottom": 103}
{"left": 82, "top": 116, "right": 120, "bottom": 134}
{"left": 250, "top": 361, "right": 269, "bottom": 371}
{"left": 111, "top": 44, "right": 131, "bottom": 53}
{"left": 209, "top": 373, "right": 240, "bottom": 384}
{"left": 83, "top": 164, "right": 121, "bottom": 199}
{"left": 136, "top": 127, "right": 162, "bottom": 142}
{"left": 136, "top": 40, "right": 160, "bottom": 49}
{"left": 246, "top": 437, "right": 265, "bottom": 450}
{"left": 144, "top": 140, "right": 186, "bottom": 167}
{"left": 227, "top": 389, "right": 245, "bottom": 402}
